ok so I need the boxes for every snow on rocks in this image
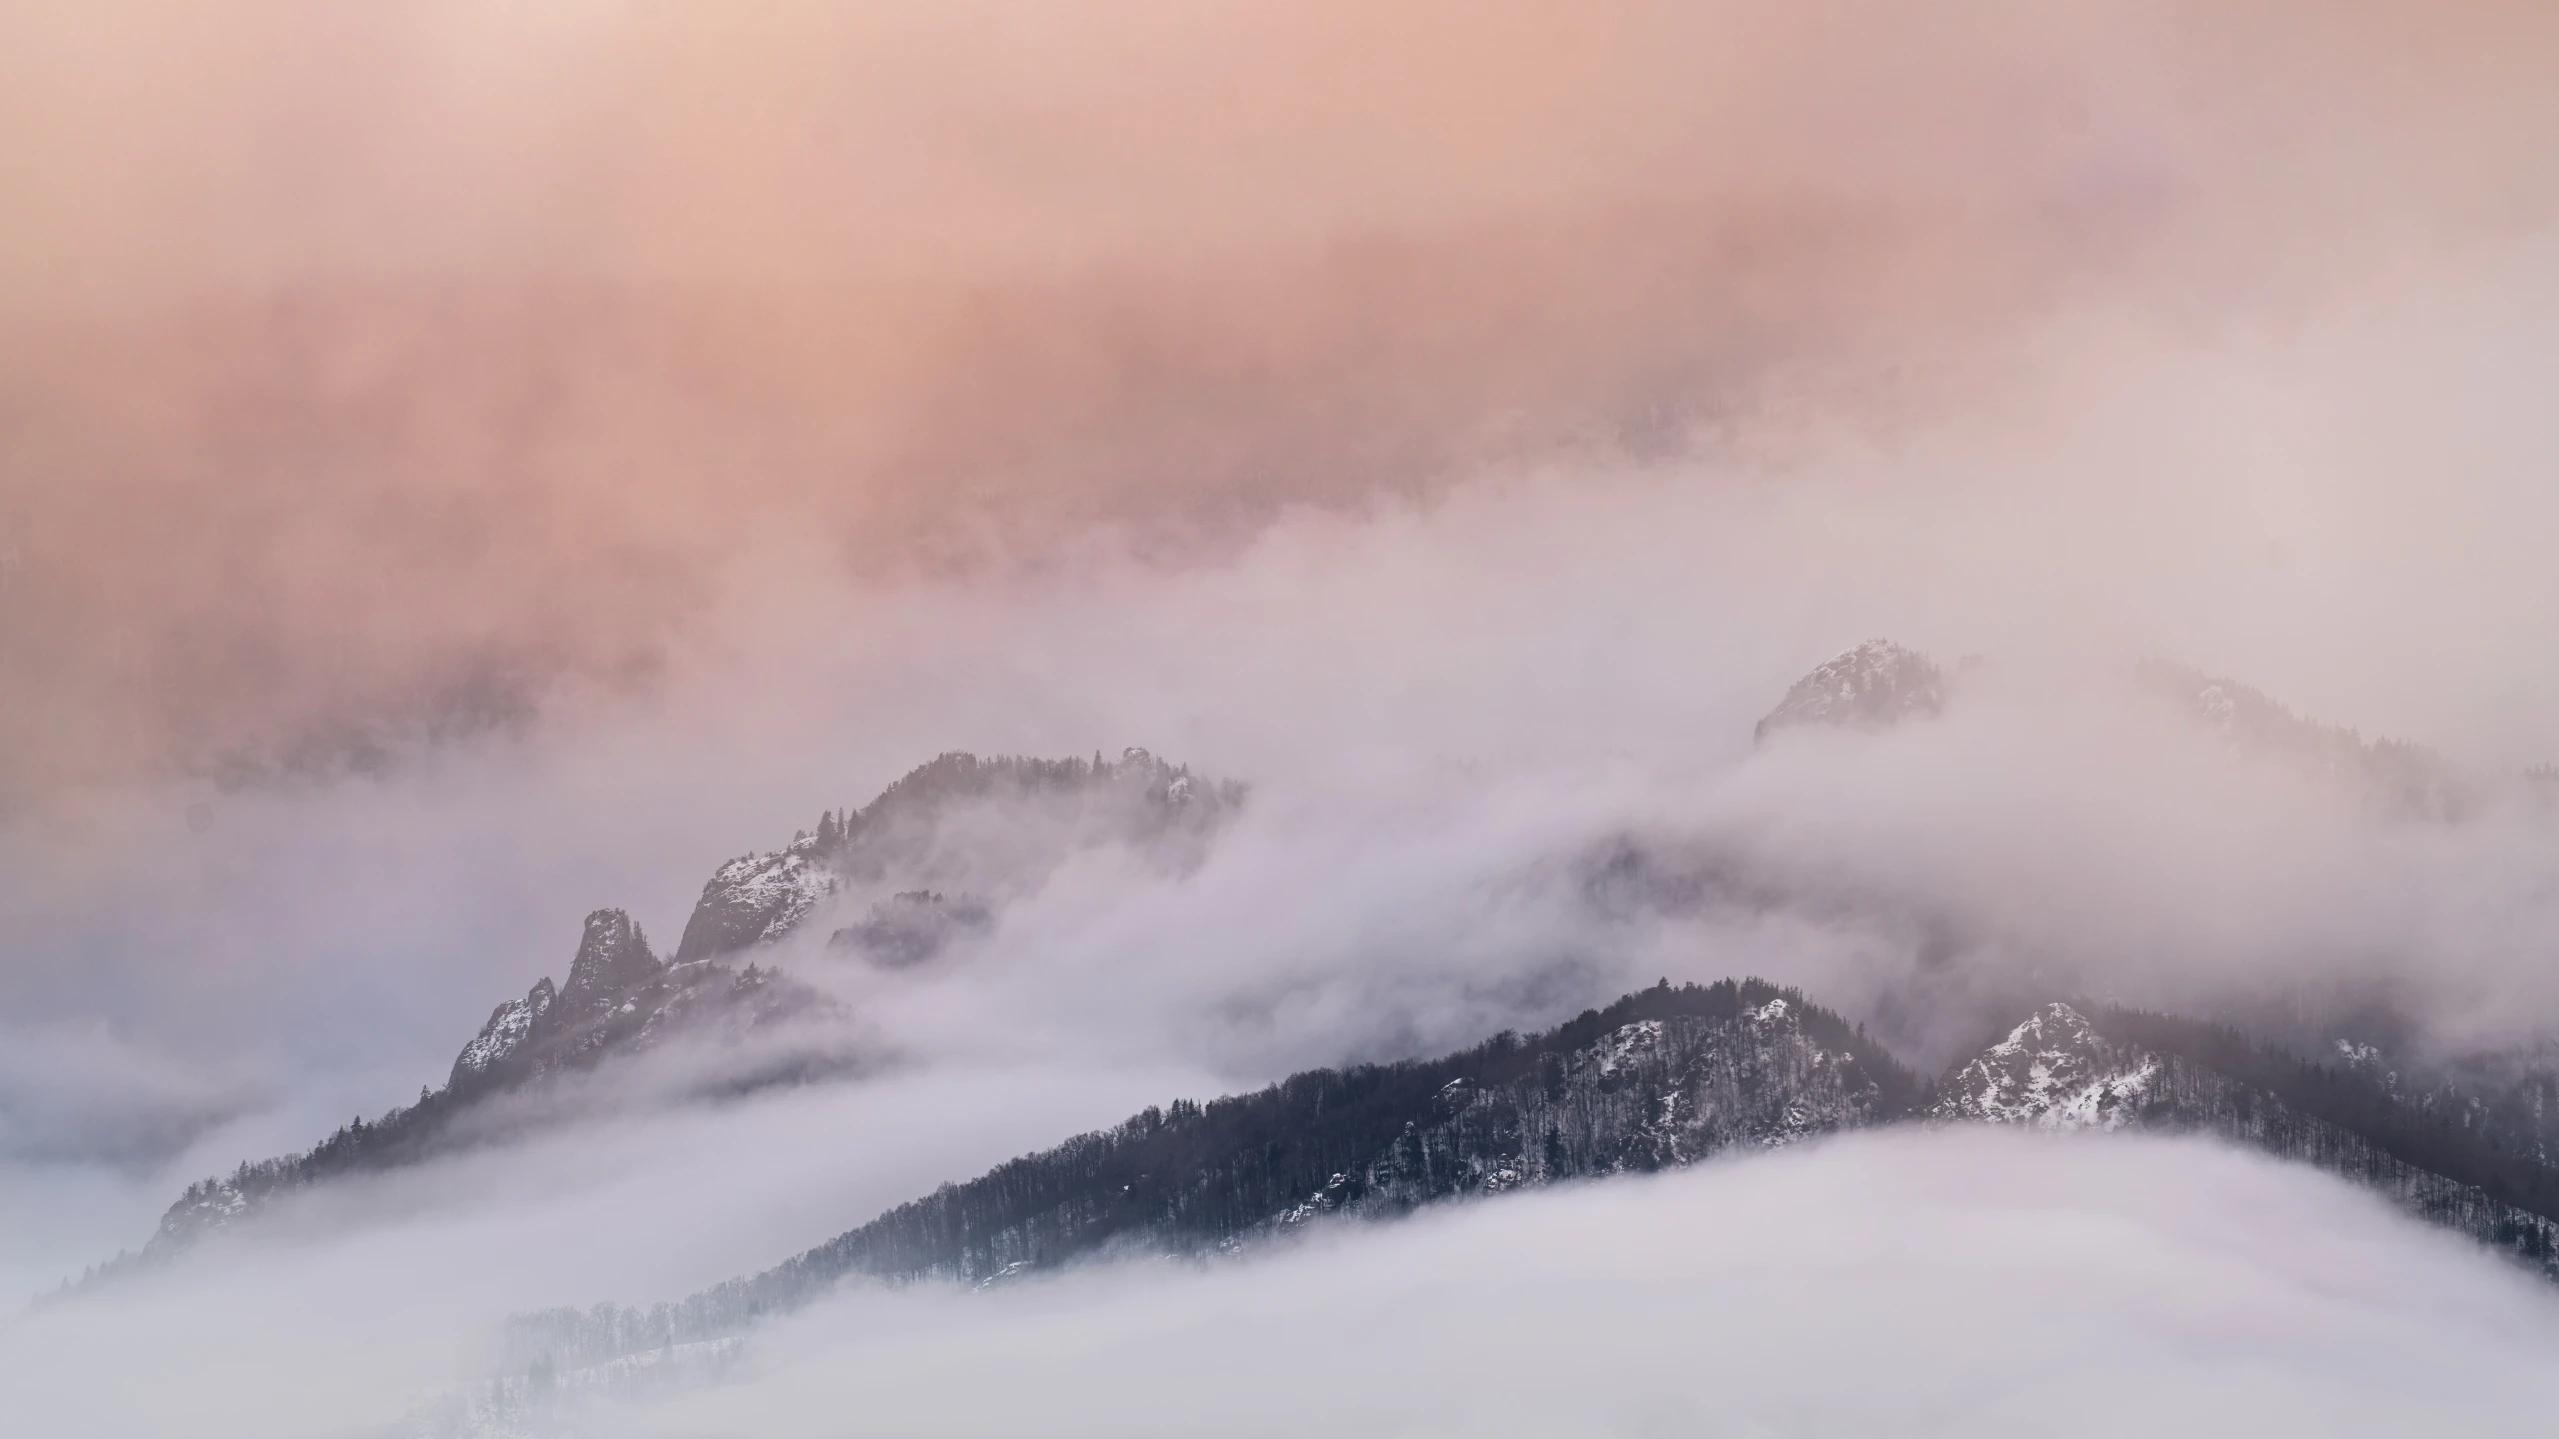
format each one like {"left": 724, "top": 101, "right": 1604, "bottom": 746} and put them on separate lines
{"left": 1932, "top": 1003, "right": 2156, "bottom": 1131}
{"left": 451, "top": 978, "right": 557, "bottom": 1084}
{"left": 1754, "top": 639, "right": 1946, "bottom": 742}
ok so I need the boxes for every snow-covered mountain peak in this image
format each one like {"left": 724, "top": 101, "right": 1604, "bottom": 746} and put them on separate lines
{"left": 1932, "top": 1002, "right": 2156, "bottom": 1131}
{"left": 1754, "top": 639, "right": 1946, "bottom": 742}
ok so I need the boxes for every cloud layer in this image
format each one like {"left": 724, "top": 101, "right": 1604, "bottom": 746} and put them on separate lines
{"left": 5, "top": 0, "right": 2557, "bottom": 811}
{"left": 18, "top": 1125, "right": 2559, "bottom": 1437}
{"left": 635, "top": 1130, "right": 2559, "bottom": 1438}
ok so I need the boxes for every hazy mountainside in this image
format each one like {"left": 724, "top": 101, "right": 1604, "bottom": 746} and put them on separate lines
{"left": 1733, "top": 641, "right": 2559, "bottom": 1105}
{"left": 74, "top": 748, "right": 1240, "bottom": 1288}
{"left": 1938, "top": 1002, "right": 2559, "bottom": 1276}
{"left": 1765, "top": 644, "right": 2559, "bottom": 1174}
{"left": 1753, "top": 640, "right": 2481, "bottom": 822}
{"left": 1752, "top": 639, "right": 1946, "bottom": 742}
{"left": 676, "top": 748, "right": 1240, "bottom": 965}
{"left": 103, "top": 913, "right": 825, "bottom": 1283}
{"left": 503, "top": 978, "right": 1919, "bottom": 1368}
{"left": 829, "top": 890, "right": 995, "bottom": 968}
{"left": 2136, "top": 659, "right": 2474, "bottom": 821}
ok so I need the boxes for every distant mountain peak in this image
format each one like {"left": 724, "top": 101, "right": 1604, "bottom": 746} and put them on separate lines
{"left": 675, "top": 748, "right": 1242, "bottom": 964}
{"left": 2136, "top": 659, "right": 2474, "bottom": 820}
{"left": 1755, "top": 639, "right": 1946, "bottom": 743}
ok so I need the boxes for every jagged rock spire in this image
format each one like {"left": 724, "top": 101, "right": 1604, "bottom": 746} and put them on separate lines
{"left": 557, "top": 908, "right": 662, "bottom": 1016}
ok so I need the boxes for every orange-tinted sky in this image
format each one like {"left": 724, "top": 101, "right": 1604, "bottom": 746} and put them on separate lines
{"left": 3, "top": 0, "right": 2555, "bottom": 813}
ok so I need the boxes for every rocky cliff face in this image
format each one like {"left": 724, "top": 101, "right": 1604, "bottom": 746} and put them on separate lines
{"left": 452, "top": 978, "right": 555, "bottom": 1085}
{"left": 441, "top": 910, "right": 814, "bottom": 1099}
{"left": 673, "top": 848, "right": 837, "bottom": 965}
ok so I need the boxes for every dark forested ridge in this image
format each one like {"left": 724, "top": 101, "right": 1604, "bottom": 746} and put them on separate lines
{"left": 2095, "top": 1006, "right": 2559, "bottom": 1227}
{"left": 1937, "top": 1002, "right": 2559, "bottom": 1277}
{"left": 510, "top": 976, "right": 2559, "bottom": 1376}
{"left": 506, "top": 978, "right": 1918, "bottom": 1367}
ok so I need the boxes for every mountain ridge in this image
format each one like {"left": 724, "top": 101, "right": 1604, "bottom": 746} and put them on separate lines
{"left": 69, "top": 747, "right": 1241, "bottom": 1290}
{"left": 73, "top": 651, "right": 2559, "bottom": 1333}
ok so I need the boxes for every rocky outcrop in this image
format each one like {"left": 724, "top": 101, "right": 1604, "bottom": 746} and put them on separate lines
{"left": 556, "top": 910, "right": 665, "bottom": 1018}
{"left": 673, "top": 848, "right": 836, "bottom": 966}
{"left": 451, "top": 978, "right": 557, "bottom": 1085}
{"left": 1754, "top": 640, "right": 1945, "bottom": 742}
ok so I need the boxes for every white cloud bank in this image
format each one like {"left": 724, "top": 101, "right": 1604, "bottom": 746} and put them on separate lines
{"left": 13, "top": 1125, "right": 2559, "bottom": 1437}
{"left": 593, "top": 1128, "right": 2559, "bottom": 1439}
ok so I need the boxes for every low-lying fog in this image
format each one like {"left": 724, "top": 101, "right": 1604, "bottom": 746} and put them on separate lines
{"left": 17, "top": 1128, "right": 2559, "bottom": 1438}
